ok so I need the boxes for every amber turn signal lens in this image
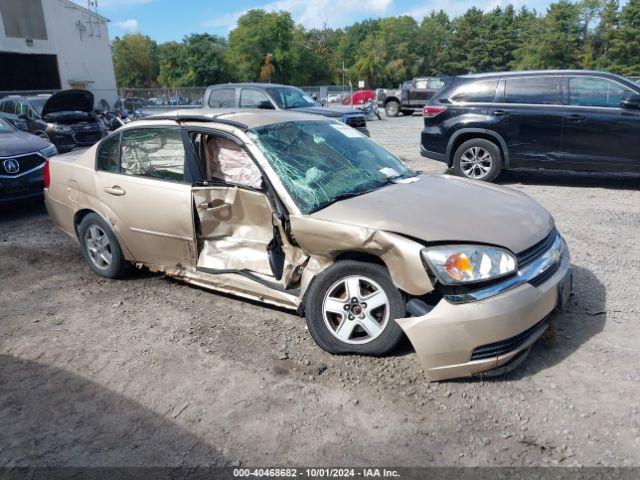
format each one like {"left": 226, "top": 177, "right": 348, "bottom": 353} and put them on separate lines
{"left": 444, "top": 253, "right": 473, "bottom": 280}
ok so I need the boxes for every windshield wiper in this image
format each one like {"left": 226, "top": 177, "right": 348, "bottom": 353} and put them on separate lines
{"left": 312, "top": 181, "right": 394, "bottom": 212}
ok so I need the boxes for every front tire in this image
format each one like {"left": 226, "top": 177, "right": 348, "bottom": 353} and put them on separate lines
{"left": 78, "top": 213, "right": 128, "bottom": 279}
{"left": 385, "top": 100, "right": 400, "bottom": 117}
{"left": 304, "top": 261, "right": 405, "bottom": 355}
{"left": 452, "top": 138, "right": 503, "bottom": 182}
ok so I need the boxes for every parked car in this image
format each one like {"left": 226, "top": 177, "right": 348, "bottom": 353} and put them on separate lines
{"left": 44, "top": 109, "right": 571, "bottom": 381}
{"left": 0, "top": 116, "right": 57, "bottom": 203}
{"left": 0, "top": 90, "right": 107, "bottom": 153}
{"left": 421, "top": 69, "right": 640, "bottom": 182}
{"left": 0, "top": 111, "right": 28, "bottom": 131}
{"left": 383, "top": 77, "right": 447, "bottom": 117}
{"left": 202, "top": 83, "right": 369, "bottom": 136}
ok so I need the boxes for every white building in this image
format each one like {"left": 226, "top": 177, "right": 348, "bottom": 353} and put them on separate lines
{"left": 0, "top": 0, "right": 118, "bottom": 105}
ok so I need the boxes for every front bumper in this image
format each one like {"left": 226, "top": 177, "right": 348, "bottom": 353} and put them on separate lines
{"left": 49, "top": 128, "right": 105, "bottom": 153}
{"left": 0, "top": 173, "right": 44, "bottom": 203}
{"left": 396, "top": 237, "right": 572, "bottom": 381}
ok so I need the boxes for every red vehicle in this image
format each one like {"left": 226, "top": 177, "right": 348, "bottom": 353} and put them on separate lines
{"left": 342, "top": 89, "right": 376, "bottom": 106}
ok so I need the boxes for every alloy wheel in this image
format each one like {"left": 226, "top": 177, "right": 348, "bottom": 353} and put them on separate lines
{"left": 460, "top": 146, "right": 493, "bottom": 179}
{"left": 322, "top": 275, "right": 390, "bottom": 344}
{"left": 84, "top": 224, "right": 112, "bottom": 270}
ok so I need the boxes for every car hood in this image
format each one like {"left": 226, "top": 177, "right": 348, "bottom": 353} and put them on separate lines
{"left": 310, "top": 174, "right": 554, "bottom": 254}
{"left": 0, "top": 130, "right": 52, "bottom": 157}
{"left": 42, "top": 89, "right": 94, "bottom": 116}
{"left": 289, "top": 105, "right": 362, "bottom": 118}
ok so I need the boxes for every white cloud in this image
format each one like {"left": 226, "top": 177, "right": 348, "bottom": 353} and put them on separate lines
{"left": 114, "top": 18, "right": 139, "bottom": 32}
{"left": 204, "top": 0, "right": 393, "bottom": 31}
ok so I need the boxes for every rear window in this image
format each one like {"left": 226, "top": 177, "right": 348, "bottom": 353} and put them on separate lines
{"left": 505, "top": 77, "right": 562, "bottom": 105}
{"left": 97, "top": 134, "right": 120, "bottom": 173}
{"left": 450, "top": 80, "right": 498, "bottom": 103}
{"left": 208, "top": 89, "right": 235, "bottom": 108}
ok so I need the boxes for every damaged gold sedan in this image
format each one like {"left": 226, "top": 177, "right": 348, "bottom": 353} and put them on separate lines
{"left": 44, "top": 110, "right": 572, "bottom": 381}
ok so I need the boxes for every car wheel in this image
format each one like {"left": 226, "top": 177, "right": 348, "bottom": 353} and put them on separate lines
{"left": 304, "top": 260, "right": 405, "bottom": 355}
{"left": 78, "top": 213, "right": 128, "bottom": 279}
{"left": 453, "top": 138, "right": 503, "bottom": 182}
{"left": 385, "top": 101, "right": 400, "bottom": 117}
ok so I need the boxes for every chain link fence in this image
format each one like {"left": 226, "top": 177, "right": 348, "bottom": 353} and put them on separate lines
{"left": 117, "top": 87, "right": 206, "bottom": 108}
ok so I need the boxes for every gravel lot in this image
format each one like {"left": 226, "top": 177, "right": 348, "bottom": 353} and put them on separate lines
{"left": 1, "top": 114, "right": 640, "bottom": 468}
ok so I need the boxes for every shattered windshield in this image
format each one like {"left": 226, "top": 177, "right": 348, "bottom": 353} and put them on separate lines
{"left": 248, "top": 120, "right": 415, "bottom": 214}
{"left": 268, "top": 87, "right": 317, "bottom": 109}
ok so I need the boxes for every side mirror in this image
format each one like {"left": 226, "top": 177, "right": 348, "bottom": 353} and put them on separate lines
{"left": 620, "top": 94, "right": 640, "bottom": 109}
{"left": 257, "top": 100, "right": 275, "bottom": 110}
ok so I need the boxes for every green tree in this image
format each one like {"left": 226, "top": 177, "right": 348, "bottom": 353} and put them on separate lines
{"left": 112, "top": 33, "right": 158, "bottom": 88}
{"left": 514, "top": 1, "right": 582, "bottom": 69}
{"left": 227, "top": 9, "right": 294, "bottom": 82}
{"left": 607, "top": 0, "right": 640, "bottom": 74}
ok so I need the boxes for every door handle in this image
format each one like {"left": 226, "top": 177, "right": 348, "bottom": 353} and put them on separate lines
{"left": 492, "top": 109, "right": 509, "bottom": 117}
{"left": 199, "top": 201, "right": 230, "bottom": 213}
{"left": 104, "top": 186, "right": 126, "bottom": 196}
{"left": 566, "top": 114, "right": 585, "bottom": 122}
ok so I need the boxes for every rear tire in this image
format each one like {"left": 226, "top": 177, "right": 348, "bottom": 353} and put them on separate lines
{"left": 78, "top": 213, "right": 128, "bottom": 279}
{"left": 452, "top": 138, "right": 503, "bottom": 182}
{"left": 304, "top": 260, "right": 405, "bottom": 356}
{"left": 385, "top": 100, "right": 400, "bottom": 117}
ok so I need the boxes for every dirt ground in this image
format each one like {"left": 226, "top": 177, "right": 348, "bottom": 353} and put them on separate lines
{"left": 1, "top": 115, "right": 640, "bottom": 468}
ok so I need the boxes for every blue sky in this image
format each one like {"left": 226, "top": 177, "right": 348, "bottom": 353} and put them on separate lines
{"left": 81, "top": 0, "right": 557, "bottom": 43}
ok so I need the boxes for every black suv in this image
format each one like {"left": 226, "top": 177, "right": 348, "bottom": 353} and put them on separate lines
{"left": 420, "top": 70, "right": 640, "bottom": 181}
{"left": 0, "top": 90, "right": 107, "bottom": 153}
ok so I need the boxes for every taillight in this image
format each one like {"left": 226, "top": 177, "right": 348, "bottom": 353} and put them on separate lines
{"left": 44, "top": 159, "right": 50, "bottom": 189}
{"left": 423, "top": 105, "right": 447, "bottom": 118}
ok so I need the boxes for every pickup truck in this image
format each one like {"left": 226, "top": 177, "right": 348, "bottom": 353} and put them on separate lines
{"left": 141, "top": 83, "right": 369, "bottom": 136}
{"left": 382, "top": 77, "right": 447, "bottom": 117}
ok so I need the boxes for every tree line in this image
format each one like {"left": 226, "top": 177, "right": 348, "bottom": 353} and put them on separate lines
{"left": 112, "top": 0, "right": 640, "bottom": 89}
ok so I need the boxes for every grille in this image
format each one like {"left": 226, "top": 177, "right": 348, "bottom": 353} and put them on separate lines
{"left": 517, "top": 229, "right": 558, "bottom": 267}
{"left": 0, "top": 182, "right": 42, "bottom": 199}
{"left": 74, "top": 131, "right": 102, "bottom": 143}
{"left": 344, "top": 115, "right": 366, "bottom": 128}
{"left": 470, "top": 318, "right": 548, "bottom": 361}
{"left": 0, "top": 153, "right": 45, "bottom": 176}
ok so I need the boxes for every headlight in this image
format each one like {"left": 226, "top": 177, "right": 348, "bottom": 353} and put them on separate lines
{"left": 39, "top": 144, "right": 58, "bottom": 158}
{"left": 422, "top": 245, "right": 517, "bottom": 285}
{"left": 46, "top": 123, "right": 72, "bottom": 132}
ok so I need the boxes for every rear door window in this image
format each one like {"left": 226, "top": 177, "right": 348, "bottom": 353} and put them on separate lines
{"left": 97, "top": 134, "right": 121, "bottom": 173}
{"left": 208, "top": 89, "right": 235, "bottom": 108}
{"left": 120, "top": 128, "right": 186, "bottom": 182}
{"left": 414, "top": 79, "right": 428, "bottom": 90}
{"left": 2, "top": 100, "right": 15, "bottom": 114}
{"left": 504, "top": 77, "right": 562, "bottom": 105}
{"left": 569, "top": 76, "right": 635, "bottom": 108}
{"left": 451, "top": 80, "right": 498, "bottom": 103}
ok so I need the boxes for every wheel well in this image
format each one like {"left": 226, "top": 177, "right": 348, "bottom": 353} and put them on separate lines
{"left": 333, "top": 251, "right": 386, "bottom": 267}
{"left": 383, "top": 97, "right": 399, "bottom": 106}
{"left": 448, "top": 132, "right": 504, "bottom": 168}
{"left": 73, "top": 209, "right": 96, "bottom": 237}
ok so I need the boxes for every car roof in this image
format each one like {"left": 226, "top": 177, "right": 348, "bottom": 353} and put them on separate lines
{"left": 146, "top": 108, "right": 334, "bottom": 130}
{"left": 207, "top": 83, "right": 300, "bottom": 90}
{"left": 459, "top": 70, "right": 622, "bottom": 79}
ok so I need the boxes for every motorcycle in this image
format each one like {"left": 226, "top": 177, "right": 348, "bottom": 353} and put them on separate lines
{"left": 359, "top": 99, "right": 382, "bottom": 120}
